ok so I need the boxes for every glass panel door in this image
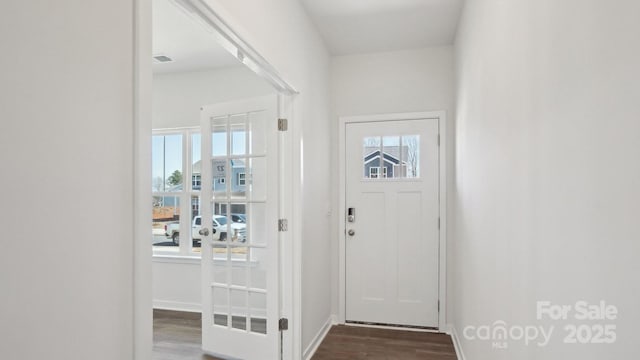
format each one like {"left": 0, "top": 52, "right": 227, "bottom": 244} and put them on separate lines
{"left": 200, "top": 95, "right": 279, "bottom": 359}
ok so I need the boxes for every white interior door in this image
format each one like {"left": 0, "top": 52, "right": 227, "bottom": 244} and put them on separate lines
{"left": 200, "top": 95, "right": 280, "bottom": 359}
{"left": 345, "top": 118, "right": 440, "bottom": 328}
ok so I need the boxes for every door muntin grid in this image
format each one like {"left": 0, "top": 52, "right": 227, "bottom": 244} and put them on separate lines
{"left": 208, "top": 111, "right": 269, "bottom": 335}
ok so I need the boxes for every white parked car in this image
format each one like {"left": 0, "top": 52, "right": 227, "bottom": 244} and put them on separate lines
{"left": 164, "top": 215, "right": 246, "bottom": 245}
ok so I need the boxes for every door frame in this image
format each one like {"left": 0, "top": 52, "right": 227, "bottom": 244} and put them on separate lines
{"left": 133, "top": 0, "right": 301, "bottom": 359}
{"left": 337, "top": 111, "right": 448, "bottom": 331}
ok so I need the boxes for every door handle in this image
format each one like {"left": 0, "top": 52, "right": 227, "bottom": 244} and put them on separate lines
{"left": 199, "top": 228, "right": 210, "bottom": 236}
{"left": 347, "top": 229, "right": 355, "bottom": 236}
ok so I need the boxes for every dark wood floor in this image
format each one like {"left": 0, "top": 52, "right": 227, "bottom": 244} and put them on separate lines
{"left": 154, "top": 310, "right": 457, "bottom": 360}
{"left": 312, "top": 325, "right": 457, "bottom": 360}
{"left": 153, "top": 309, "right": 220, "bottom": 360}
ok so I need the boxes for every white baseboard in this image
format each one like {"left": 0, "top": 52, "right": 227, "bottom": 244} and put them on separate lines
{"left": 450, "top": 326, "right": 467, "bottom": 360}
{"left": 153, "top": 300, "right": 201, "bottom": 313}
{"left": 303, "top": 316, "right": 335, "bottom": 360}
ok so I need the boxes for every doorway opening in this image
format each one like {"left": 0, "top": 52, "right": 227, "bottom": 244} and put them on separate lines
{"left": 139, "top": 0, "right": 298, "bottom": 359}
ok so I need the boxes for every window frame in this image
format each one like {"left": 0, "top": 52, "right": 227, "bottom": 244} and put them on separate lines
{"left": 192, "top": 174, "right": 202, "bottom": 188}
{"left": 238, "top": 172, "right": 246, "bottom": 186}
{"left": 363, "top": 135, "right": 420, "bottom": 181}
{"left": 152, "top": 127, "right": 201, "bottom": 257}
{"left": 369, "top": 166, "right": 379, "bottom": 179}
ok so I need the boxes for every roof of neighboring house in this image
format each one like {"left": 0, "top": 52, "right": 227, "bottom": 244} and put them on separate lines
{"left": 364, "top": 146, "right": 408, "bottom": 165}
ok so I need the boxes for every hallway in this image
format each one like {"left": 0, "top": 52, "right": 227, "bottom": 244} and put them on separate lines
{"left": 154, "top": 310, "right": 457, "bottom": 360}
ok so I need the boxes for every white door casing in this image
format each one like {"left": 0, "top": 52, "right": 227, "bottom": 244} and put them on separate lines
{"left": 342, "top": 114, "right": 444, "bottom": 329}
{"left": 200, "top": 95, "right": 280, "bottom": 359}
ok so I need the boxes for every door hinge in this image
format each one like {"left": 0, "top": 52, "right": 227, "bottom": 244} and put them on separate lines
{"left": 438, "top": 134, "right": 440, "bottom": 146}
{"left": 438, "top": 217, "right": 441, "bottom": 230}
{"left": 278, "top": 219, "right": 288, "bottom": 232}
{"left": 279, "top": 318, "right": 289, "bottom": 331}
{"left": 278, "top": 118, "right": 288, "bottom": 131}
{"left": 438, "top": 300, "right": 440, "bottom": 312}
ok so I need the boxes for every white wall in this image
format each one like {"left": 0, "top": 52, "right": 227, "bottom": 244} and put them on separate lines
{"left": 153, "top": 259, "right": 201, "bottom": 311}
{"left": 329, "top": 47, "right": 456, "bottom": 322}
{"left": 331, "top": 47, "right": 454, "bottom": 116}
{"left": 454, "top": 0, "right": 640, "bottom": 358}
{"left": 152, "top": 66, "right": 275, "bottom": 128}
{"left": 0, "top": 1, "right": 135, "bottom": 359}
{"left": 185, "top": 0, "right": 333, "bottom": 355}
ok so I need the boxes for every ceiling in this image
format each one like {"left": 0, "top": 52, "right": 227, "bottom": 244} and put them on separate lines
{"left": 299, "top": 0, "right": 464, "bottom": 55}
{"left": 152, "top": 0, "right": 240, "bottom": 73}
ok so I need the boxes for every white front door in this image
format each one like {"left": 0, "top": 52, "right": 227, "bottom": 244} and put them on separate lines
{"left": 200, "top": 95, "right": 280, "bottom": 359}
{"left": 345, "top": 118, "right": 440, "bottom": 328}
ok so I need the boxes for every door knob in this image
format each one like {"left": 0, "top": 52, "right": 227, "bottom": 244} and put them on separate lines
{"left": 347, "top": 229, "right": 355, "bottom": 236}
{"left": 199, "top": 228, "right": 210, "bottom": 236}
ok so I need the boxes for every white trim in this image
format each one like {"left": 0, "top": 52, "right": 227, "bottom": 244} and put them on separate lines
{"left": 302, "top": 316, "right": 334, "bottom": 360}
{"left": 133, "top": 0, "right": 153, "bottom": 360}
{"left": 341, "top": 111, "right": 444, "bottom": 124}
{"left": 345, "top": 322, "right": 441, "bottom": 333}
{"left": 437, "top": 112, "right": 448, "bottom": 331}
{"left": 152, "top": 255, "right": 200, "bottom": 264}
{"left": 151, "top": 126, "right": 197, "bottom": 134}
{"left": 169, "top": 0, "right": 298, "bottom": 95}
{"left": 450, "top": 326, "right": 468, "bottom": 360}
{"left": 277, "top": 94, "right": 301, "bottom": 360}
{"left": 338, "top": 116, "right": 346, "bottom": 324}
{"left": 337, "top": 111, "right": 448, "bottom": 331}
{"left": 153, "top": 300, "right": 202, "bottom": 313}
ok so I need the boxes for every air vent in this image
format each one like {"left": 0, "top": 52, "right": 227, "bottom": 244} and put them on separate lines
{"left": 153, "top": 55, "right": 174, "bottom": 63}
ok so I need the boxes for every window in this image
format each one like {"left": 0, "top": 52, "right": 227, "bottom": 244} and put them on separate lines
{"left": 192, "top": 174, "right": 201, "bottom": 188}
{"left": 152, "top": 133, "right": 183, "bottom": 253}
{"left": 152, "top": 134, "right": 183, "bottom": 192}
{"left": 152, "top": 114, "right": 261, "bottom": 257}
{"left": 369, "top": 166, "right": 388, "bottom": 179}
{"left": 362, "top": 135, "right": 420, "bottom": 179}
{"left": 151, "top": 129, "right": 200, "bottom": 255}
{"left": 191, "top": 196, "right": 200, "bottom": 216}
{"left": 369, "top": 167, "right": 379, "bottom": 179}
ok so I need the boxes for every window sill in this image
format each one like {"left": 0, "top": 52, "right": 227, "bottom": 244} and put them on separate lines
{"left": 152, "top": 252, "right": 260, "bottom": 266}
{"left": 152, "top": 254, "right": 200, "bottom": 264}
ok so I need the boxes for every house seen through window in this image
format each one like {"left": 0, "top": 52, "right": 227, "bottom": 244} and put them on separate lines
{"left": 363, "top": 135, "right": 420, "bottom": 179}
{"left": 152, "top": 128, "right": 251, "bottom": 256}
